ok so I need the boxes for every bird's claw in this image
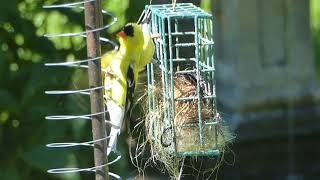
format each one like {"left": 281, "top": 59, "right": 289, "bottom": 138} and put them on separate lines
{"left": 151, "top": 33, "right": 160, "bottom": 39}
{"left": 102, "top": 68, "right": 115, "bottom": 78}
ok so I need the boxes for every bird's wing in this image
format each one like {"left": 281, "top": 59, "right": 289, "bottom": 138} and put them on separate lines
{"left": 138, "top": 15, "right": 155, "bottom": 72}
{"left": 139, "top": 31, "right": 155, "bottom": 72}
{"left": 125, "top": 64, "right": 135, "bottom": 118}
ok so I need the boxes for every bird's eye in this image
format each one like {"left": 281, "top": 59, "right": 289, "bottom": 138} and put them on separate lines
{"left": 123, "top": 25, "right": 134, "bottom": 37}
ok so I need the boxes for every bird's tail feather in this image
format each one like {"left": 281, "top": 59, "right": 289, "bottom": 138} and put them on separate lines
{"left": 106, "top": 101, "right": 125, "bottom": 156}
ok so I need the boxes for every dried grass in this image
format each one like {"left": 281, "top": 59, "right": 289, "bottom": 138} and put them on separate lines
{"left": 130, "top": 70, "right": 234, "bottom": 179}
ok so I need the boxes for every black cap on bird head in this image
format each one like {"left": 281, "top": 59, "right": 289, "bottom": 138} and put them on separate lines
{"left": 117, "top": 24, "right": 134, "bottom": 38}
{"left": 117, "top": 23, "right": 144, "bottom": 54}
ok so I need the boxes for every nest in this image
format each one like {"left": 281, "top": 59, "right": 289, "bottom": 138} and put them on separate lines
{"left": 173, "top": 74, "right": 218, "bottom": 153}
{"left": 132, "top": 69, "right": 234, "bottom": 178}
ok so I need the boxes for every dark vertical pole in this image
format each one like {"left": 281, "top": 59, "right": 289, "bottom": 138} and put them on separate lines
{"left": 84, "top": 0, "right": 109, "bottom": 180}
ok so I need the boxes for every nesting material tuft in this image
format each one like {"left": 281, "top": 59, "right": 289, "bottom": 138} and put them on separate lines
{"left": 140, "top": 71, "right": 234, "bottom": 177}
{"left": 173, "top": 74, "right": 217, "bottom": 153}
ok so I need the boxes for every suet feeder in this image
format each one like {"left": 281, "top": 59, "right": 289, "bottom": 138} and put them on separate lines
{"left": 145, "top": 3, "right": 221, "bottom": 157}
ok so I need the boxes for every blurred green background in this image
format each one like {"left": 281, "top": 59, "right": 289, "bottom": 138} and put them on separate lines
{"left": 0, "top": 0, "right": 319, "bottom": 179}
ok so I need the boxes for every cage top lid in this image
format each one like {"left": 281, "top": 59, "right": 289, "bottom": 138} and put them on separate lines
{"left": 146, "top": 3, "right": 212, "bottom": 18}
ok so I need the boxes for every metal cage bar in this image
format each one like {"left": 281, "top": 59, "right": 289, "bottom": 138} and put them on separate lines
{"left": 146, "top": 3, "right": 219, "bottom": 157}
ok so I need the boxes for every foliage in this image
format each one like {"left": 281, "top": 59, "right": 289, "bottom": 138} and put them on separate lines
{"left": 0, "top": 0, "right": 147, "bottom": 179}
{"left": 0, "top": 0, "right": 319, "bottom": 179}
{"left": 311, "top": 0, "right": 320, "bottom": 81}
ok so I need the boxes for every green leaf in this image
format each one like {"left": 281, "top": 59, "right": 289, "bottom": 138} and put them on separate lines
{"left": 0, "top": 168, "right": 21, "bottom": 180}
{"left": 0, "top": 89, "right": 17, "bottom": 109}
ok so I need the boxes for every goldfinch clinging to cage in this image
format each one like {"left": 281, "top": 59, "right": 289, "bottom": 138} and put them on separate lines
{"left": 101, "top": 23, "right": 144, "bottom": 155}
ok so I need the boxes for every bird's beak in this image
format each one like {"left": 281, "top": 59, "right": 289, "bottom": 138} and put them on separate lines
{"left": 117, "top": 31, "right": 126, "bottom": 38}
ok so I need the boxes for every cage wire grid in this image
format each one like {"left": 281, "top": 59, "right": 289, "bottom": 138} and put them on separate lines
{"left": 44, "top": 0, "right": 121, "bottom": 179}
{"left": 146, "top": 3, "right": 220, "bottom": 157}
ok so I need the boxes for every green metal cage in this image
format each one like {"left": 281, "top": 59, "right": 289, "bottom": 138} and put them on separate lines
{"left": 146, "top": 3, "right": 219, "bottom": 157}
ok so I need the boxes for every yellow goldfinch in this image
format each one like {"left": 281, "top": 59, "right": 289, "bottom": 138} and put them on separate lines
{"left": 101, "top": 23, "right": 144, "bottom": 155}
